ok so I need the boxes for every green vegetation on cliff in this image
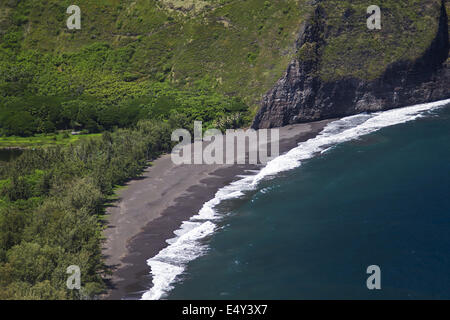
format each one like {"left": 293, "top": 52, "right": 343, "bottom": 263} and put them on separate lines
{"left": 317, "top": 0, "right": 444, "bottom": 81}
{"left": 0, "top": 0, "right": 312, "bottom": 137}
{"left": 0, "top": 1, "right": 444, "bottom": 135}
{"left": 0, "top": 0, "right": 313, "bottom": 300}
{"left": 0, "top": 0, "right": 447, "bottom": 300}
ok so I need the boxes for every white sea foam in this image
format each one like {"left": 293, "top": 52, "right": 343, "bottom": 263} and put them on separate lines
{"left": 141, "top": 99, "right": 450, "bottom": 300}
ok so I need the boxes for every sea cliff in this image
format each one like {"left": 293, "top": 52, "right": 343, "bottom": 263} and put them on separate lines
{"left": 253, "top": 0, "right": 450, "bottom": 128}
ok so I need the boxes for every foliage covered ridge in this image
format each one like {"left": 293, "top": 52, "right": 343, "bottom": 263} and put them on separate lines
{"left": 0, "top": 0, "right": 312, "bottom": 137}
{"left": 313, "top": 0, "right": 446, "bottom": 81}
{"left": 0, "top": 0, "right": 448, "bottom": 299}
{"left": 252, "top": 0, "right": 449, "bottom": 128}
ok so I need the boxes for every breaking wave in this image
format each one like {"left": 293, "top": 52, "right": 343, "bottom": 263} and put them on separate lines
{"left": 141, "top": 98, "right": 450, "bottom": 300}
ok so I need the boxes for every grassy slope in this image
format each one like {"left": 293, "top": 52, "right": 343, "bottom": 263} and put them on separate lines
{"left": 0, "top": 0, "right": 311, "bottom": 114}
{"left": 0, "top": 1, "right": 444, "bottom": 112}
{"left": 317, "top": 0, "right": 443, "bottom": 81}
{"left": 0, "top": 0, "right": 446, "bottom": 300}
{"left": 0, "top": 133, "right": 101, "bottom": 148}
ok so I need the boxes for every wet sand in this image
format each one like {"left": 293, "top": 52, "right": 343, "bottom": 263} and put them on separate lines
{"left": 102, "top": 119, "right": 333, "bottom": 299}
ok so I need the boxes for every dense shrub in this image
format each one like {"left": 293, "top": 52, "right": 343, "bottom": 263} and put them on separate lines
{"left": 0, "top": 119, "right": 179, "bottom": 299}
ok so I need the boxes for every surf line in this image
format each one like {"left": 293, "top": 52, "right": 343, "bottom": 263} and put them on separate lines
{"left": 141, "top": 98, "right": 450, "bottom": 300}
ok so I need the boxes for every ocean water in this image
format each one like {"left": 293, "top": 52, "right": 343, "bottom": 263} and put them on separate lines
{"left": 142, "top": 99, "right": 450, "bottom": 300}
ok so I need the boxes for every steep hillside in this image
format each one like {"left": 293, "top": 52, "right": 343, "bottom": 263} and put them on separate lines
{"left": 1, "top": 1, "right": 447, "bottom": 133}
{"left": 1, "top": 0, "right": 449, "bottom": 300}
{"left": 253, "top": 0, "right": 449, "bottom": 128}
{"left": 0, "top": 0, "right": 312, "bottom": 134}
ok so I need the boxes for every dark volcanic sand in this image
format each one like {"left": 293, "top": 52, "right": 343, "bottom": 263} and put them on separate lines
{"left": 103, "top": 120, "right": 333, "bottom": 299}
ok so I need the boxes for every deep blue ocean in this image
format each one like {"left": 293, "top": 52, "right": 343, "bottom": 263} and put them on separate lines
{"left": 144, "top": 101, "right": 450, "bottom": 300}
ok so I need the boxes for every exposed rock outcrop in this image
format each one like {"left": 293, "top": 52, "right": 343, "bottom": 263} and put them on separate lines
{"left": 253, "top": 1, "right": 450, "bottom": 129}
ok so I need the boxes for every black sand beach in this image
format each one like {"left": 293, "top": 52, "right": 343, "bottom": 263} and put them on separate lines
{"left": 103, "top": 120, "right": 333, "bottom": 299}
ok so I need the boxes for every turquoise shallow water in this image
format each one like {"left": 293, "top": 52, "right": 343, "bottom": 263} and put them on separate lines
{"left": 165, "top": 104, "right": 450, "bottom": 300}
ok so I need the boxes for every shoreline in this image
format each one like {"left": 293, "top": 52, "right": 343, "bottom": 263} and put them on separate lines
{"left": 102, "top": 119, "right": 334, "bottom": 300}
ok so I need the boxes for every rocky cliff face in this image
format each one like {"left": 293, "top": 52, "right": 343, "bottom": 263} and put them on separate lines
{"left": 253, "top": 0, "right": 450, "bottom": 129}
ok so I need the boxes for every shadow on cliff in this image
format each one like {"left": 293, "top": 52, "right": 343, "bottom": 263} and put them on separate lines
{"left": 253, "top": 0, "right": 450, "bottom": 129}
